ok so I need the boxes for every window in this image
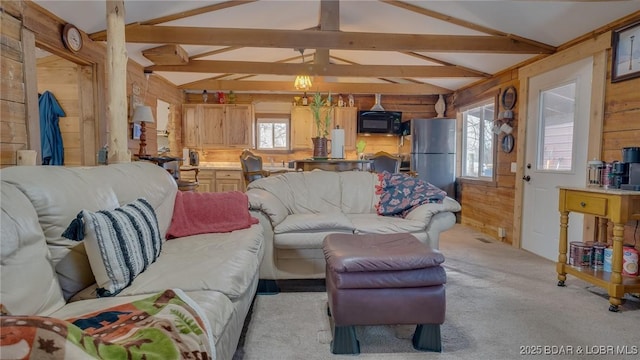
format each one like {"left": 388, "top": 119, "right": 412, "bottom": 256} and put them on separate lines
{"left": 256, "top": 114, "right": 289, "bottom": 150}
{"left": 461, "top": 99, "right": 496, "bottom": 179}
{"left": 537, "top": 82, "right": 576, "bottom": 171}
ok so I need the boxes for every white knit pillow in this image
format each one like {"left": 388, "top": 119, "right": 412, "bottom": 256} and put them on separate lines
{"left": 82, "top": 198, "right": 162, "bottom": 297}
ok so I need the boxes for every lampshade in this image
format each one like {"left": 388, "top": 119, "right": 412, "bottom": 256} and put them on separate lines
{"left": 132, "top": 105, "right": 155, "bottom": 123}
{"left": 293, "top": 48, "right": 313, "bottom": 91}
{"left": 294, "top": 75, "right": 313, "bottom": 91}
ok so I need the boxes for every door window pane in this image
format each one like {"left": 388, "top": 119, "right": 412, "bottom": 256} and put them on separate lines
{"left": 537, "top": 82, "right": 576, "bottom": 171}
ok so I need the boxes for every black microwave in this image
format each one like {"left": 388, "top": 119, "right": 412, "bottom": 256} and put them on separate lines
{"left": 357, "top": 111, "right": 403, "bottom": 134}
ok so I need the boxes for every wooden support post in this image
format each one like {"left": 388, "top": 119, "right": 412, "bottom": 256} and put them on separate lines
{"left": 106, "top": 0, "right": 130, "bottom": 163}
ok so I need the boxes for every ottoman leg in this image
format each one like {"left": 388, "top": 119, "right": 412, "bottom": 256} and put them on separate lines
{"left": 412, "top": 324, "right": 442, "bottom": 352}
{"left": 331, "top": 326, "right": 360, "bottom": 354}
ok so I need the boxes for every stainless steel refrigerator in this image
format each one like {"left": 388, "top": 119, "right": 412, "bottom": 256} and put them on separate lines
{"left": 410, "top": 118, "right": 456, "bottom": 196}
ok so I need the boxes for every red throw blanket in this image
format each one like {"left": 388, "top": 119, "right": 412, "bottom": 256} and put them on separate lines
{"left": 166, "top": 191, "right": 258, "bottom": 239}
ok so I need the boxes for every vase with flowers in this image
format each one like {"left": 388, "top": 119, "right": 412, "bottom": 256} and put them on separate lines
{"left": 309, "top": 91, "right": 333, "bottom": 159}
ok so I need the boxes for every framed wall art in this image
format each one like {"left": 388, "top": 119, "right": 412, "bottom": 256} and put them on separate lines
{"left": 611, "top": 20, "right": 640, "bottom": 83}
{"left": 130, "top": 94, "right": 143, "bottom": 119}
{"left": 132, "top": 123, "right": 141, "bottom": 140}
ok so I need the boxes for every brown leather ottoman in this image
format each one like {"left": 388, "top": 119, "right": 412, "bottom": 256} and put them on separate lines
{"left": 323, "top": 233, "right": 446, "bottom": 355}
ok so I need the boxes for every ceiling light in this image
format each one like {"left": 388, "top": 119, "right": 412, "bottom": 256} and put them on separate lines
{"left": 294, "top": 49, "right": 312, "bottom": 91}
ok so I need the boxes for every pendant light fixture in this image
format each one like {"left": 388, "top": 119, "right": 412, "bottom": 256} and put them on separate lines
{"left": 294, "top": 49, "right": 312, "bottom": 91}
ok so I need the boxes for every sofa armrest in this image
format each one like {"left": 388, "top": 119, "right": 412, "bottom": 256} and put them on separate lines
{"left": 404, "top": 196, "right": 461, "bottom": 225}
{"left": 246, "top": 189, "right": 289, "bottom": 227}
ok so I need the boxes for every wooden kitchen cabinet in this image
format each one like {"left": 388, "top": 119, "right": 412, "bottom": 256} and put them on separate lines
{"left": 224, "top": 104, "right": 253, "bottom": 148}
{"left": 181, "top": 168, "right": 214, "bottom": 193}
{"left": 182, "top": 105, "right": 199, "bottom": 148}
{"left": 333, "top": 107, "right": 357, "bottom": 150}
{"left": 215, "top": 170, "right": 244, "bottom": 192}
{"left": 291, "top": 106, "right": 357, "bottom": 151}
{"left": 201, "top": 105, "right": 225, "bottom": 147}
{"left": 291, "top": 106, "right": 315, "bottom": 150}
{"left": 182, "top": 104, "right": 253, "bottom": 149}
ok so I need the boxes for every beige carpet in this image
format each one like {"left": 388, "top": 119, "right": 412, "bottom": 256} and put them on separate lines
{"left": 239, "top": 225, "right": 640, "bottom": 359}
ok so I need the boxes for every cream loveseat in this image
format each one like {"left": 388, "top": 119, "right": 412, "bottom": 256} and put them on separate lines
{"left": 0, "top": 162, "right": 263, "bottom": 360}
{"left": 246, "top": 170, "right": 461, "bottom": 280}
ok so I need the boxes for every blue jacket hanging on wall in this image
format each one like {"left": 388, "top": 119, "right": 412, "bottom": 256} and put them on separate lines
{"left": 39, "top": 91, "right": 66, "bottom": 165}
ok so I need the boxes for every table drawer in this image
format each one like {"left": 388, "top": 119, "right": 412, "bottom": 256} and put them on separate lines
{"left": 216, "top": 170, "right": 241, "bottom": 180}
{"left": 565, "top": 193, "right": 608, "bottom": 216}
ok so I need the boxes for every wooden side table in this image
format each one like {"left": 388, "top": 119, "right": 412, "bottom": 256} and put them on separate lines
{"left": 557, "top": 186, "right": 640, "bottom": 311}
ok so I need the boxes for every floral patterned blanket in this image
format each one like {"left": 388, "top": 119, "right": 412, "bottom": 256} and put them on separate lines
{"left": 0, "top": 289, "right": 214, "bottom": 360}
{"left": 375, "top": 171, "right": 447, "bottom": 217}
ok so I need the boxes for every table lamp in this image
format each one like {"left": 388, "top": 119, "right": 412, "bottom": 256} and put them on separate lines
{"left": 132, "top": 105, "right": 155, "bottom": 156}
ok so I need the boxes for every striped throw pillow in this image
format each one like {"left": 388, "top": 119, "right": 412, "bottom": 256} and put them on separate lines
{"left": 82, "top": 198, "right": 162, "bottom": 297}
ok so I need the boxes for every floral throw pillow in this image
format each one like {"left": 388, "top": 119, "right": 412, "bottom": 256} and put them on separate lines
{"left": 375, "top": 171, "right": 447, "bottom": 217}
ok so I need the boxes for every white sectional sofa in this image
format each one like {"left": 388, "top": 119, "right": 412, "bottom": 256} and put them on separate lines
{"left": 0, "top": 162, "right": 263, "bottom": 360}
{"left": 246, "top": 170, "right": 461, "bottom": 280}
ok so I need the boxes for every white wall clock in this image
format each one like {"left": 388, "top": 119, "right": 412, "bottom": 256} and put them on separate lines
{"left": 62, "top": 23, "right": 83, "bottom": 53}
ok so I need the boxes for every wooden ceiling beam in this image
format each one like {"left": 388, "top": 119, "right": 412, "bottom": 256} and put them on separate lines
{"left": 380, "top": 0, "right": 556, "bottom": 52}
{"left": 315, "top": 0, "right": 340, "bottom": 66}
{"left": 102, "top": 26, "right": 553, "bottom": 53}
{"left": 148, "top": 60, "right": 485, "bottom": 78}
{"left": 401, "top": 51, "right": 491, "bottom": 77}
{"left": 142, "top": 44, "right": 189, "bottom": 65}
{"left": 179, "top": 79, "right": 452, "bottom": 95}
{"left": 90, "top": 0, "right": 257, "bottom": 39}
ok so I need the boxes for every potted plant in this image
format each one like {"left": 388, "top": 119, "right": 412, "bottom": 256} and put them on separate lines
{"left": 309, "top": 92, "right": 333, "bottom": 158}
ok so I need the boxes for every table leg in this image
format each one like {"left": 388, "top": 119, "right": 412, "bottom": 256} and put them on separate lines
{"left": 597, "top": 217, "right": 608, "bottom": 243}
{"left": 557, "top": 211, "right": 569, "bottom": 286}
{"left": 608, "top": 222, "right": 625, "bottom": 312}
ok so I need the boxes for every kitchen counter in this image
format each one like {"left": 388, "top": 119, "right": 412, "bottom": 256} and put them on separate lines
{"left": 294, "top": 159, "right": 372, "bottom": 172}
{"left": 181, "top": 161, "right": 295, "bottom": 172}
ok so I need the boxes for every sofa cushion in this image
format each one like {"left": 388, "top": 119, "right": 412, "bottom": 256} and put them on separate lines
{"left": 1, "top": 163, "right": 178, "bottom": 301}
{"left": 79, "top": 224, "right": 264, "bottom": 301}
{"left": 81, "top": 198, "right": 163, "bottom": 297}
{"left": 0, "top": 182, "right": 66, "bottom": 316}
{"left": 1, "top": 166, "right": 119, "bottom": 300}
{"left": 70, "top": 162, "right": 177, "bottom": 240}
{"left": 338, "top": 171, "right": 380, "bottom": 214}
{"left": 274, "top": 213, "right": 355, "bottom": 234}
{"left": 274, "top": 230, "right": 354, "bottom": 249}
{"left": 0, "top": 166, "right": 120, "bottom": 265}
{"left": 248, "top": 171, "right": 342, "bottom": 214}
{"left": 347, "top": 213, "right": 427, "bottom": 234}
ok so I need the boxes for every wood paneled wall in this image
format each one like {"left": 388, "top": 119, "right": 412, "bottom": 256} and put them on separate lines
{"left": 37, "top": 56, "right": 82, "bottom": 165}
{"left": 601, "top": 62, "right": 640, "bottom": 162}
{"left": 1, "top": 1, "right": 183, "bottom": 167}
{"left": 455, "top": 22, "right": 640, "bottom": 244}
{"left": 126, "top": 62, "right": 183, "bottom": 159}
{"left": 1, "top": 9, "right": 27, "bottom": 167}
{"left": 602, "top": 50, "right": 640, "bottom": 245}
{"left": 453, "top": 70, "right": 519, "bottom": 243}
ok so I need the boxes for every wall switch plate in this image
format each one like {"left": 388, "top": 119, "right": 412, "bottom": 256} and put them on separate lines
{"left": 510, "top": 162, "right": 517, "bottom": 173}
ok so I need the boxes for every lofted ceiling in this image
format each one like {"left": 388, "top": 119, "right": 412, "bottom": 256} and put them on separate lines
{"left": 33, "top": 0, "right": 640, "bottom": 95}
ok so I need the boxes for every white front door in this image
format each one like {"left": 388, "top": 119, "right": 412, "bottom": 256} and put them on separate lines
{"left": 521, "top": 57, "right": 593, "bottom": 261}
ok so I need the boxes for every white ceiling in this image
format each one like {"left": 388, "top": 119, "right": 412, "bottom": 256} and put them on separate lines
{"left": 33, "top": 0, "right": 640, "bottom": 93}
